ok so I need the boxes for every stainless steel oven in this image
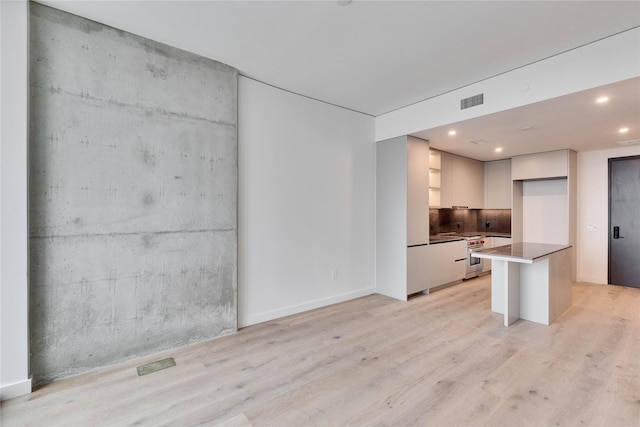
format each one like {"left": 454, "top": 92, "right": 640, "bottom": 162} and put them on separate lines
{"left": 465, "top": 236, "right": 484, "bottom": 279}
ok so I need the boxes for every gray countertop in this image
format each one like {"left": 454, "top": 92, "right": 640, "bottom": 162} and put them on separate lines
{"left": 429, "top": 232, "right": 511, "bottom": 244}
{"left": 472, "top": 242, "right": 571, "bottom": 264}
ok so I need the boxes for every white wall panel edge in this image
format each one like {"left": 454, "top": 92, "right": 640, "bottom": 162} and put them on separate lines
{"left": 0, "top": 0, "right": 32, "bottom": 400}
{"left": 375, "top": 28, "right": 640, "bottom": 141}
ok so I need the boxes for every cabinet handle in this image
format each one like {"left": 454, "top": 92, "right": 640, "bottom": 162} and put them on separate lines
{"left": 455, "top": 258, "right": 466, "bottom": 262}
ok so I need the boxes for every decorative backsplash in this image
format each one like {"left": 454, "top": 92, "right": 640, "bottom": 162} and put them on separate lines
{"left": 429, "top": 208, "right": 511, "bottom": 235}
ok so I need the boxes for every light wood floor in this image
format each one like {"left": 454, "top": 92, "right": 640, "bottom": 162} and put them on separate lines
{"left": 2, "top": 276, "right": 639, "bottom": 426}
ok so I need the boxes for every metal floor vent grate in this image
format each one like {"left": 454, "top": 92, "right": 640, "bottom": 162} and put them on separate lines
{"left": 137, "top": 357, "right": 176, "bottom": 376}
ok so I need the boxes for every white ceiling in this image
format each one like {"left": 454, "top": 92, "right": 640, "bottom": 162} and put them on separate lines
{"left": 40, "top": 0, "right": 640, "bottom": 159}
{"left": 413, "top": 77, "right": 640, "bottom": 161}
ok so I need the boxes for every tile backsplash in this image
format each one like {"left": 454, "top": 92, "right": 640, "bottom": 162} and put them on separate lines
{"left": 430, "top": 209, "right": 511, "bottom": 235}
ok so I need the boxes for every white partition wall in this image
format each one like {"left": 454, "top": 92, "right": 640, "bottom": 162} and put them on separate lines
{"left": 238, "top": 77, "right": 376, "bottom": 326}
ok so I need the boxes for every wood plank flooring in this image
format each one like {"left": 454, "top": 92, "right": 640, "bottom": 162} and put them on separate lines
{"left": 2, "top": 276, "right": 639, "bottom": 426}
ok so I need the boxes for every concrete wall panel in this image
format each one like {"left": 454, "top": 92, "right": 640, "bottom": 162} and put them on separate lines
{"left": 29, "top": 3, "right": 237, "bottom": 384}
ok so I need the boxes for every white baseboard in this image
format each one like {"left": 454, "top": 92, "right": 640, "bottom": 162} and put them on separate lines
{"left": 239, "top": 287, "right": 375, "bottom": 327}
{"left": 576, "top": 275, "right": 607, "bottom": 285}
{"left": 1, "top": 377, "right": 32, "bottom": 401}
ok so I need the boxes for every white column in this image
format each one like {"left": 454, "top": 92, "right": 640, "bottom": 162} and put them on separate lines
{"left": 0, "top": 0, "right": 31, "bottom": 400}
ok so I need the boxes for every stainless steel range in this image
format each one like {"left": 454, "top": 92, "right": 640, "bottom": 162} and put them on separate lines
{"left": 464, "top": 235, "right": 485, "bottom": 279}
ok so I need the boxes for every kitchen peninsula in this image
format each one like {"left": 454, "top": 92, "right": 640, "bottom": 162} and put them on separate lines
{"left": 473, "top": 243, "right": 572, "bottom": 326}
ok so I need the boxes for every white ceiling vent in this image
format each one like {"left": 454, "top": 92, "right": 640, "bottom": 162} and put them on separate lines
{"left": 460, "top": 94, "right": 484, "bottom": 110}
{"left": 616, "top": 139, "right": 640, "bottom": 146}
{"left": 470, "top": 139, "right": 488, "bottom": 145}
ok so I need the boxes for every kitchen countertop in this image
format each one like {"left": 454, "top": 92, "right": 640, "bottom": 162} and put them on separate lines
{"left": 429, "top": 232, "right": 511, "bottom": 244}
{"left": 482, "top": 232, "right": 512, "bottom": 238}
{"left": 472, "top": 242, "right": 571, "bottom": 264}
{"left": 429, "top": 235, "right": 465, "bottom": 244}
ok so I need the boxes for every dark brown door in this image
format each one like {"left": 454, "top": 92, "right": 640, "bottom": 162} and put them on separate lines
{"left": 609, "top": 155, "right": 640, "bottom": 288}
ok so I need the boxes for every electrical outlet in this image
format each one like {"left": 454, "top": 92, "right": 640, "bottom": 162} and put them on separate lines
{"left": 485, "top": 222, "right": 491, "bottom": 228}
{"left": 331, "top": 270, "right": 338, "bottom": 280}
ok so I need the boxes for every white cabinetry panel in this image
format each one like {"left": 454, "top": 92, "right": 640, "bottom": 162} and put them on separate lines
{"left": 376, "top": 136, "right": 431, "bottom": 300}
{"left": 427, "top": 240, "right": 466, "bottom": 288}
{"left": 484, "top": 159, "right": 511, "bottom": 209}
{"left": 407, "top": 245, "right": 430, "bottom": 294}
{"left": 512, "top": 150, "right": 568, "bottom": 180}
{"left": 482, "top": 237, "right": 494, "bottom": 273}
{"left": 493, "top": 237, "right": 512, "bottom": 247}
{"left": 407, "top": 137, "right": 430, "bottom": 246}
{"left": 441, "top": 152, "right": 484, "bottom": 208}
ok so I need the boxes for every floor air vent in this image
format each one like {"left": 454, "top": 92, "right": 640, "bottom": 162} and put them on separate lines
{"left": 137, "top": 357, "right": 176, "bottom": 376}
{"left": 461, "top": 94, "right": 484, "bottom": 110}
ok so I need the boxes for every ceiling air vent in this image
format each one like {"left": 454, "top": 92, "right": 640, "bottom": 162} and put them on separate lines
{"left": 616, "top": 139, "right": 640, "bottom": 146}
{"left": 460, "top": 94, "right": 484, "bottom": 110}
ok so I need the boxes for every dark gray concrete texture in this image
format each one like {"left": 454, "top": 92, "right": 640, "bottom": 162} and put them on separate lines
{"left": 29, "top": 3, "right": 238, "bottom": 385}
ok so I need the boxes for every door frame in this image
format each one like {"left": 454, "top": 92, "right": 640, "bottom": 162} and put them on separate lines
{"left": 608, "top": 154, "right": 640, "bottom": 285}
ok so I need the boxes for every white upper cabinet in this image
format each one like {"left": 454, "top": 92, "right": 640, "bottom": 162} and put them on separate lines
{"left": 440, "top": 151, "right": 484, "bottom": 208}
{"left": 407, "top": 137, "right": 430, "bottom": 246}
{"left": 511, "top": 150, "right": 568, "bottom": 180}
{"left": 484, "top": 159, "right": 512, "bottom": 209}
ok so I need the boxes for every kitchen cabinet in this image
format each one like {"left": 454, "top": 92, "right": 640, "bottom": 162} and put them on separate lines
{"left": 427, "top": 240, "right": 466, "bottom": 288}
{"left": 376, "top": 135, "right": 430, "bottom": 300}
{"left": 482, "top": 237, "right": 494, "bottom": 273}
{"left": 493, "top": 237, "right": 512, "bottom": 247}
{"left": 511, "top": 149, "right": 576, "bottom": 280}
{"left": 484, "top": 159, "right": 511, "bottom": 209}
{"left": 440, "top": 151, "right": 484, "bottom": 208}
{"left": 407, "top": 137, "right": 430, "bottom": 246}
{"left": 511, "top": 150, "right": 569, "bottom": 180}
{"left": 407, "top": 245, "right": 430, "bottom": 294}
{"left": 484, "top": 236, "right": 512, "bottom": 273}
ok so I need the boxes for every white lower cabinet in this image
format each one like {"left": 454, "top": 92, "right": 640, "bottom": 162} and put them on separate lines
{"left": 427, "top": 240, "right": 466, "bottom": 289}
{"left": 483, "top": 237, "right": 512, "bottom": 273}
{"left": 482, "top": 237, "right": 494, "bottom": 273}
{"left": 493, "top": 237, "right": 512, "bottom": 248}
{"left": 407, "top": 245, "right": 430, "bottom": 295}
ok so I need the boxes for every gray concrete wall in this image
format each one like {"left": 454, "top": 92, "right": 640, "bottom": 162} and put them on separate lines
{"left": 29, "top": 3, "right": 237, "bottom": 385}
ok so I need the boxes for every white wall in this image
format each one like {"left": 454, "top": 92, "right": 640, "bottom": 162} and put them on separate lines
{"left": 376, "top": 28, "right": 640, "bottom": 141}
{"left": 578, "top": 146, "right": 640, "bottom": 284}
{"left": 238, "top": 77, "right": 376, "bottom": 327}
{"left": 0, "top": 0, "right": 31, "bottom": 400}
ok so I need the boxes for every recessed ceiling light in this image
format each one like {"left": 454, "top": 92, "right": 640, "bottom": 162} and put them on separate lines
{"left": 596, "top": 96, "right": 609, "bottom": 104}
{"left": 495, "top": 147, "right": 503, "bottom": 153}
{"left": 448, "top": 130, "right": 457, "bottom": 136}
{"left": 619, "top": 127, "right": 630, "bottom": 133}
